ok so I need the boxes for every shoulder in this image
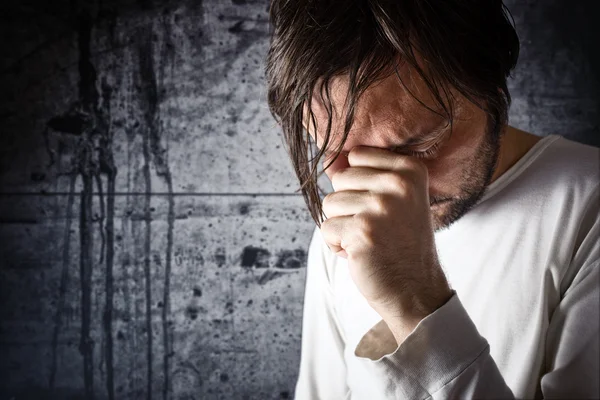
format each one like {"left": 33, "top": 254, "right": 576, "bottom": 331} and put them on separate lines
{"left": 539, "top": 136, "right": 600, "bottom": 294}
{"left": 508, "top": 134, "right": 599, "bottom": 215}
{"left": 538, "top": 135, "right": 599, "bottom": 190}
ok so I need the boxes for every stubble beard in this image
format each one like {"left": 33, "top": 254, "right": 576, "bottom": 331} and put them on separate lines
{"left": 431, "top": 117, "right": 505, "bottom": 233}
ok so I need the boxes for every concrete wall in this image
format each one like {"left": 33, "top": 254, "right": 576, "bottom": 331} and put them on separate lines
{"left": 0, "top": 0, "right": 598, "bottom": 399}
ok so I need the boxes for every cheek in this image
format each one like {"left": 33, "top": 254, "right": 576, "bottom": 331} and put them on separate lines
{"left": 427, "top": 153, "right": 466, "bottom": 184}
{"left": 424, "top": 108, "right": 487, "bottom": 188}
{"left": 423, "top": 141, "right": 472, "bottom": 187}
{"left": 427, "top": 162, "right": 457, "bottom": 191}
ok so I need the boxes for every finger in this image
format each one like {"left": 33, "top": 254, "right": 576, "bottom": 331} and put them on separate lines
{"left": 327, "top": 243, "right": 348, "bottom": 259}
{"left": 335, "top": 248, "right": 348, "bottom": 258}
{"left": 332, "top": 166, "right": 410, "bottom": 193}
{"left": 347, "top": 146, "right": 425, "bottom": 174}
{"left": 322, "top": 190, "right": 371, "bottom": 218}
{"left": 320, "top": 215, "right": 353, "bottom": 251}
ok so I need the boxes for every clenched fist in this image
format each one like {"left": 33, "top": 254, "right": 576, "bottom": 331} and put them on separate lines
{"left": 320, "top": 145, "right": 453, "bottom": 344}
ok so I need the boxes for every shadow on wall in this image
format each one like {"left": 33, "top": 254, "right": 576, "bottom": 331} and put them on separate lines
{"left": 504, "top": 0, "right": 600, "bottom": 147}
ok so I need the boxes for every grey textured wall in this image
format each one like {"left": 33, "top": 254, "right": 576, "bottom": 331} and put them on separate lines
{"left": 0, "top": 1, "right": 598, "bottom": 399}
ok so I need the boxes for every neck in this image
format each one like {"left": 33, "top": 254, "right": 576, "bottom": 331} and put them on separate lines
{"left": 490, "top": 125, "right": 542, "bottom": 184}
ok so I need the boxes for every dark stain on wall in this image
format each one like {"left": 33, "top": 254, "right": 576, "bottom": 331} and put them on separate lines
{"left": 239, "top": 203, "right": 250, "bottom": 215}
{"left": 139, "top": 25, "right": 157, "bottom": 400}
{"left": 241, "top": 246, "right": 271, "bottom": 268}
{"left": 49, "top": 176, "right": 77, "bottom": 392}
{"left": 47, "top": 113, "right": 88, "bottom": 135}
{"left": 21, "top": 1, "right": 180, "bottom": 398}
{"left": 214, "top": 247, "right": 226, "bottom": 267}
{"left": 137, "top": 12, "right": 178, "bottom": 399}
{"left": 42, "top": 2, "right": 122, "bottom": 398}
{"left": 275, "top": 249, "right": 306, "bottom": 269}
{"left": 257, "top": 270, "right": 284, "bottom": 285}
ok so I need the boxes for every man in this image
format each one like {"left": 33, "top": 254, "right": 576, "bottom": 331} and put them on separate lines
{"left": 265, "top": 1, "right": 599, "bottom": 399}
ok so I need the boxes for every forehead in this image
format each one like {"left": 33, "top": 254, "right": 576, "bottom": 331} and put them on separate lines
{"left": 303, "top": 61, "right": 451, "bottom": 153}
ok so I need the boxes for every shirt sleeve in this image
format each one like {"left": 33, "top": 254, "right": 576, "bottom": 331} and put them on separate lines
{"left": 540, "top": 184, "right": 600, "bottom": 398}
{"left": 355, "top": 261, "right": 598, "bottom": 400}
{"left": 356, "top": 188, "right": 600, "bottom": 399}
{"left": 294, "top": 227, "right": 350, "bottom": 400}
{"left": 357, "top": 291, "right": 515, "bottom": 399}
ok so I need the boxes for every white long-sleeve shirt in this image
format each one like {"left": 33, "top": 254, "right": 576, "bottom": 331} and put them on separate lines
{"left": 294, "top": 134, "right": 600, "bottom": 400}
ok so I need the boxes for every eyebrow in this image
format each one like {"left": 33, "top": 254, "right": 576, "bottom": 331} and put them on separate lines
{"left": 319, "top": 123, "right": 449, "bottom": 157}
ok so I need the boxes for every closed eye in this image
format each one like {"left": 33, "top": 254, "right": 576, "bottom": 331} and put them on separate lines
{"left": 392, "top": 140, "right": 443, "bottom": 159}
{"left": 319, "top": 135, "right": 444, "bottom": 161}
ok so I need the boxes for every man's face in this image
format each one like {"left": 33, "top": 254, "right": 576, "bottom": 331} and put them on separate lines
{"left": 303, "top": 62, "right": 504, "bottom": 232}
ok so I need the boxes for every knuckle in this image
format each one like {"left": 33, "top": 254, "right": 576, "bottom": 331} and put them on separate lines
{"left": 322, "top": 193, "right": 334, "bottom": 209}
{"left": 353, "top": 212, "right": 369, "bottom": 226}
{"left": 331, "top": 169, "right": 344, "bottom": 189}
{"left": 395, "top": 155, "right": 425, "bottom": 176}
{"left": 348, "top": 146, "right": 370, "bottom": 166}
{"left": 391, "top": 154, "right": 410, "bottom": 170}
{"left": 385, "top": 173, "right": 408, "bottom": 192}
{"left": 406, "top": 157, "right": 427, "bottom": 176}
{"left": 320, "top": 215, "right": 332, "bottom": 232}
{"left": 322, "top": 193, "right": 338, "bottom": 215}
{"left": 407, "top": 165, "right": 427, "bottom": 187}
{"left": 348, "top": 146, "right": 364, "bottom": 161}
{"left": 371, "top": 193, "right": 391, "bottom": 214}
{"left": 404, "top": 155, "right": 422, "bottom": 168}
{"left": 354, "top": 213, "right": 376, "bottom": 238}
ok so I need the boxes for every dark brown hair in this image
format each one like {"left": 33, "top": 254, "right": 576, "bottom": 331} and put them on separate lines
{"left": 265, "top": 0, "right": 520, "bottom": 227}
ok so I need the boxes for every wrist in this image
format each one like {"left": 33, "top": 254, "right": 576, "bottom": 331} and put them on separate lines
{"left": 384, "top": 287, "right": 454, "bottom": 346}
